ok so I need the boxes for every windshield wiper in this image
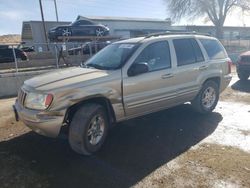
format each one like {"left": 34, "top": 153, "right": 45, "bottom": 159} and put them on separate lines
{"left": 86, "top": 63, "right": 112, "bottom": 70}
{"left": 86, "top": 63, "right": 107, "bottom": 70}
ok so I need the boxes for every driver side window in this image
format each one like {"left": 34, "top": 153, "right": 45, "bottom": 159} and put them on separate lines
{"left": 134, "top": 41, "right": 171, "bottom": 72}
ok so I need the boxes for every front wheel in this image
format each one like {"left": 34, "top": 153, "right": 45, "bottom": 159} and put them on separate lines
{"left": 69, "top": 104, "right": 109, "bottom": 155}
{"left": 191, "top": 81, "right": 219, "bottom": 114}
{"left": 95, "top": 28, "right": 105, "bottom": 36}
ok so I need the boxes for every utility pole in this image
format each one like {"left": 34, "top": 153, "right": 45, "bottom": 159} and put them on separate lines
{"left": 54, "top": 0, "right": 59, "bottom": 22}
{"left": 39, "top": 0, "right": 49, "bottom": 51}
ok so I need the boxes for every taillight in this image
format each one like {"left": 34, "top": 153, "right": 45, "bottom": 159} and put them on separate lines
{"left": 227, "top": 60, "right": 232, "bottom": 74}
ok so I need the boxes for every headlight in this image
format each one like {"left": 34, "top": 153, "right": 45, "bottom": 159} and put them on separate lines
{"left": 25, "top": 93, "right": 53, "bottom": 110}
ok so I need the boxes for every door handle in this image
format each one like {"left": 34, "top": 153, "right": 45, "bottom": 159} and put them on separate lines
{"left": 161, "top": 73, "right": 174, "bottom": 79}
{"left": 199, "top": 65, "right": 208, "bottom": 70}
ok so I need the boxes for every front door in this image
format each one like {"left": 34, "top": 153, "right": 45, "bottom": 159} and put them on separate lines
{"left": 122, "top": 40, "right": 178, "bottom": 118}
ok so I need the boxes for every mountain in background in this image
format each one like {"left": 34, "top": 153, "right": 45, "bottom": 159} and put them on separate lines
{"left": 0, "top": 34, "right": 21, "bottom": 44}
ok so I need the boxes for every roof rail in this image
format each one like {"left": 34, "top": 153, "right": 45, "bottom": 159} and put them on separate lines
{"left": 145, "top": 31, "right": 211, "bottom": 38}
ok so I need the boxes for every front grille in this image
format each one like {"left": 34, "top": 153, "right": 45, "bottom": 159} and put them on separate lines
{"left": 18, "top": 89, "right": 27, "bottom": 106}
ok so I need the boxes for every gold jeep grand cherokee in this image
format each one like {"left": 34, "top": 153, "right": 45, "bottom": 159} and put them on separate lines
{"left": 14, "top": 32, "right": 232, "bottom": 155}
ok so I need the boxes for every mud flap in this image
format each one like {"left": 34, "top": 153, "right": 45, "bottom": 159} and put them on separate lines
{"left": 12, "top": 105, "right": 19, "bottom": 122}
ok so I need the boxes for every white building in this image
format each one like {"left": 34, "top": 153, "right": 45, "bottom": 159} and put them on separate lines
{"left": 21, "top": 16, "right": 172, "bottom": 51}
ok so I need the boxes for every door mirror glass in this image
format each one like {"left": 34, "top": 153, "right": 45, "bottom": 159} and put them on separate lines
{"left": 128, "top": 62, "right": 149, "bottom": 76}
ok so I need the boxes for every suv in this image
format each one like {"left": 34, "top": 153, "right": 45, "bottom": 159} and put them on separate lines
{"left": 236, "top": 51, "right": 250, "bottom": 81}
{"left": 14, "top": 33, "right": 232, "bottom": 155}
{"left": 0, "top": 45, "right": 28, "bottom": 63}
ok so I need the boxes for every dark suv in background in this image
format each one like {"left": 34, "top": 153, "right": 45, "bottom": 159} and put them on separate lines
{"left": 48, "top": 19, "right": 110, "bottom": 42}
{"left": 237, "top": 51, "right": 250, "bottom": 81}
{"left": 0, "top": 45, "right": 28, "bottom": 63}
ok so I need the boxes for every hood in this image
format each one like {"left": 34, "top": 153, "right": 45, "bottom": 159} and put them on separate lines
{"left": 24, "top": 67, "right": 109, "bottom": 90}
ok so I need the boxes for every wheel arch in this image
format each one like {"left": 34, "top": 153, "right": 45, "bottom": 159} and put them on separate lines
{"left": 63, "top": 96, "right": 116, "bottom": 128}
{"left": 202, "top": 76, "right": 221, "bottom": 88}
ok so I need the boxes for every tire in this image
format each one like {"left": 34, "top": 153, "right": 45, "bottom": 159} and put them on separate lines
{"left": 69, "top": 104, "right": 109, "bottom": 155}
{"left": 191, "top": 81, "right": 219, "bottom": 114}
{"left": 95, "top": 28, "right": 104, "bottom": 36}
{"left": 62, "top": 28, "right": 72, "bottom": 37}
{"left": 237, "top": 71, "right": 249, "bottom": 81}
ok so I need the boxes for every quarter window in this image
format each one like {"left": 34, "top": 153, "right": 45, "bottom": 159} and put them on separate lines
{"left": 199, "top": 39, "right": 226, "bottom": 60}
{"left": 134, "top": 41, "right": 171, "bottom": 72}
{"left": 173, "top": 38, "right": 204, "bottom": 66}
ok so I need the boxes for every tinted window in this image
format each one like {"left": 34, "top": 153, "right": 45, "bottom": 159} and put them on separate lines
{"left": 199, "top": 39, "right": 226, "bottom": 59}
{"left": 72, "top": 20, "right": 93, "bottom": 26}
{"left": 173, "top": 38, "right": 204, "bottom": 66}
{"left": 79, "top": 20, "right": 93, "bottom": 25}
{"left": 134, "top": 41, "right": 171, "bottom": 72}
{"left": 190, "top": 39, "right": 204, "bottom": 62}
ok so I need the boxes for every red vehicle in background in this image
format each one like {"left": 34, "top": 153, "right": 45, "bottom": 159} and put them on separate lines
{"left": 237, "top": 51, "right": 250, "bottom": 81}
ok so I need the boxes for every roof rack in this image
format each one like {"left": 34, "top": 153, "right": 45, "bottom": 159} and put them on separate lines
{"left": 145, "top": 31, "right": 211, "bottom": 38}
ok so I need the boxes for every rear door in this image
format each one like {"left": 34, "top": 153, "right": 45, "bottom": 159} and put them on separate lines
{"left": 171, "top": 38, "right": 206, "bottom": 102}
{"left": 122, "top": 40, "right": 178, "bottom": 118}
{"left": 199, "top": 38, "right": 229, "bottom": 77}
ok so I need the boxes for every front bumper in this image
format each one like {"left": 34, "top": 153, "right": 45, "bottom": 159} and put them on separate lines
{"left": 14, "top": 100, "right": 65, "bottom": 138}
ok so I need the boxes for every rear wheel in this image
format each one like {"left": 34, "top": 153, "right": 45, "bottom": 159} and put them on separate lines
{"left": 69, "top": 104, "right": 109, "bottom": 155}
{"left": 191, "top": 81, "right": 219, "bottom": 114}
{"left": 237, "top": 70, "right": 249, "bottom": 81}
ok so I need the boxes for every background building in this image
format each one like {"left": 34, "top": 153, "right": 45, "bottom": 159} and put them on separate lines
{"left": 21, "top": 16, "right": 172, "bottom": 51}
{"left": 182, "top": 25, "right": 250, "bottom": 39}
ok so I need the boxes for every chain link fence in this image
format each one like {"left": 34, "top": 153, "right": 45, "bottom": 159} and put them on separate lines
{"left": 0, "top": 41, "right": 113, "bottom": 75}
{"left": 1, "top": 38, "right": 250, "bottom": 75}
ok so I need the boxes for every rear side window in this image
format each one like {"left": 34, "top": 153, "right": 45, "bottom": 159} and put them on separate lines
{"left": 199, "top": 39, "right": 226, "bottom": 60}
{"left": 173, "top": 38, "right": 204, "bottom": 66}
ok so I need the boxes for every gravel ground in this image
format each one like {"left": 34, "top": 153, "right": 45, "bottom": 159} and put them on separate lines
{"left": 0, "top": 72, "right": 249, "bottom": 188}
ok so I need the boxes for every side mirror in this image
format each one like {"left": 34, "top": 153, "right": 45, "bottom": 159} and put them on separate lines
{"left": 128, "top": 62, "right": 149, "bottom": 77}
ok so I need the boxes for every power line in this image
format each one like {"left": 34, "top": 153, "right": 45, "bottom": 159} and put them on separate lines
{"left": 54, "top": 0, "right": 59, "bottom": 22}
{"left": 39, "top": 0, "right": 49, "bottom": 51}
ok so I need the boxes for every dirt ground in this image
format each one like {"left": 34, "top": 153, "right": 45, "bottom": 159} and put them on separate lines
{"left": 0, "top": 71, "right": 249, "bottom": 188}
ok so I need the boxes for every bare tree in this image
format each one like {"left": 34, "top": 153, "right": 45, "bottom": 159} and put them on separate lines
{"left": 165, "top": 0, "right": 250, "bottom": 38}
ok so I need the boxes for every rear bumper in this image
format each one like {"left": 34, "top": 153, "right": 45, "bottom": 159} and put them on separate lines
{"left": 14, "top": 100, "right": 65, "bottom": 138}
{"left": 220, "top": 74, "right": 232, "bottom": 92}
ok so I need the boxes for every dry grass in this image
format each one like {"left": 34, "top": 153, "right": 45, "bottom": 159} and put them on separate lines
{"left": 0, "top": 34, "right": 21, "bottom": 44}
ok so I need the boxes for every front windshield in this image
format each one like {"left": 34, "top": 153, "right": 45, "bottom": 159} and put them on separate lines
{"left": 85, "top": 43, "right": 138, "bottom": 70}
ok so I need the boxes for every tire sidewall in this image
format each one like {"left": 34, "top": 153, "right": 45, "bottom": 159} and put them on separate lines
{"left": 83, "top": 108, "right": 108, "bottom": 153}
{"left": 195, "top": 81, "right": 219, "bottom": 113}
{"left": 69, "top": 104, "right": 108, "bottom": 155}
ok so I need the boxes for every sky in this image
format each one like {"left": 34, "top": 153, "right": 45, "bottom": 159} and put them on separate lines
{"left": 0, "top": 0, "right": 249, "bottom": 35}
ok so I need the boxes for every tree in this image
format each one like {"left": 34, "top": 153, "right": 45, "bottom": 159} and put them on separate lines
{"left": 165, "top": 0, "right": 250, "bottom": 39}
